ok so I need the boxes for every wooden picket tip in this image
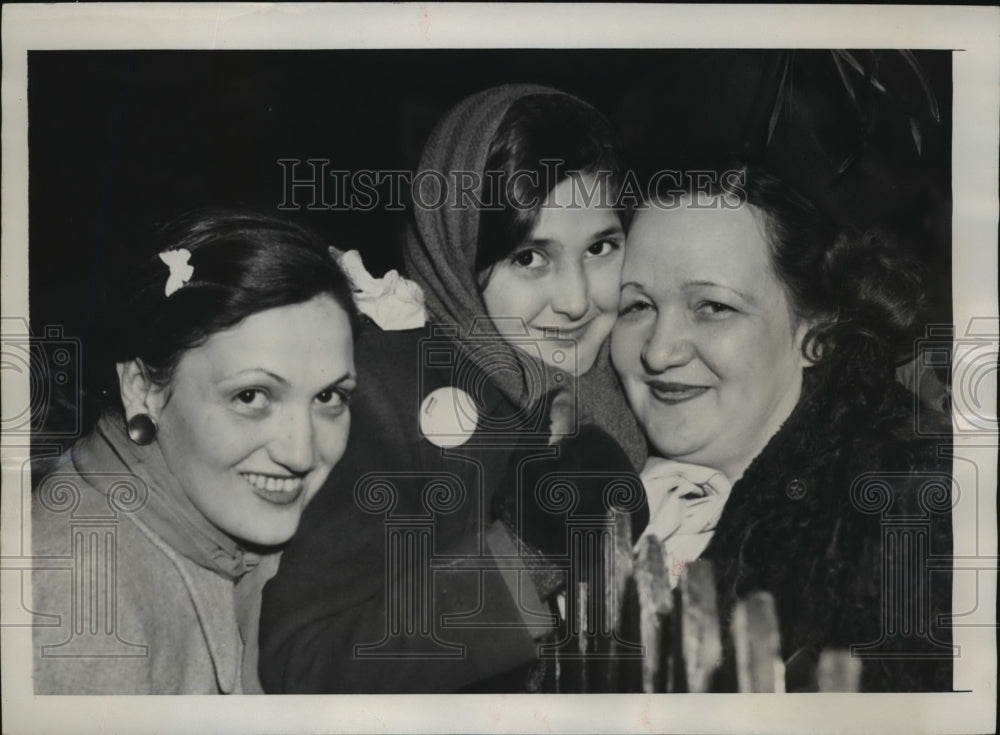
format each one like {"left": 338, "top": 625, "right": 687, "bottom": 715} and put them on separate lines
{"left": 612, "top": 512, "right": 634, "bottom": 633}
{"left": 817, "top": 649, "right": 862, "bottom": 692}
{"left": 607, "top": 512, "right": 635, "bottom": 692}
{"left": 677, "top": 560, "right": 722, "bottom": 693}
{"left": 577, "top": 581, "right": 589, "bottom": 692}
{"left": 634, "top": 535, "right": 673, "bottom": 692}
{"left": 732, "top": 591, "right": 785, "bottom": 693}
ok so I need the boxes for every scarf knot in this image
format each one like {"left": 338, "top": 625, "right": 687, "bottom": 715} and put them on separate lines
{"left": 639, "top": 457, "right": 733, "bottom": 587}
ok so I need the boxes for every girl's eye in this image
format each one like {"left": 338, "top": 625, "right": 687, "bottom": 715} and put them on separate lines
{"left": 233, "top": 388, "right": 270, "bottom": 412}
{"left": 587, "top": 239, "right": 621, "bottom": 257}
{"left": 619, "top": 298, "right": 655, "bottom": 317}
{"left": 511, "top": 249, "right": 546, "bottom": 268}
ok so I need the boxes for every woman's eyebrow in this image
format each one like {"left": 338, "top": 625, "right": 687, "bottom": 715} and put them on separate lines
{"left": 219, "top": 368, "right": 289, "bottom": 385}
{"left": 683, "top": 279, "right": 758, "bottom": 306}
{"left": 220, "top": 369, "right": 357, "bottom": 388}
{"left": 327, "top": 371, "right": 357, "bottom": 386}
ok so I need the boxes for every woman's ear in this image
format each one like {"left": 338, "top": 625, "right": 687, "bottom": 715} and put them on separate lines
{"left": 116, "top": 360, "right": 166, "bottom": 421}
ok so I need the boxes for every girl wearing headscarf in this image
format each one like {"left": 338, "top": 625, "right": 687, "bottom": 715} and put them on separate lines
{"left": 259, "top": 84, "right": 648, "bottom": 693}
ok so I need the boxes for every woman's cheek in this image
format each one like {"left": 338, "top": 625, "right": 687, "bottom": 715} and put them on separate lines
{"left": 312, "top": 412, "right": 349, "bottom": 465}
{"left": 588, "top": 311, "right": 617, "bottom": 346}
{"left": 609, "top": 325, "right": 627, "bottom": 374}
{"left": 594, "top": 265, "right": 625, "bottom": 315}
{"left": 208, "top": 409, "right": 265, "bottom": 463}
{"left": 609, "top": 322, "right": 634, "bottom": 373}
{"left": 610, "top": 324, "right": 645, "bottom": 390}
{"left": 696, "top": 320, "right": 752, "bottom": 376}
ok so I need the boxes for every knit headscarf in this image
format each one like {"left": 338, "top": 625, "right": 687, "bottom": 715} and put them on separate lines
{"left": 403, "top": 84, "right": 647, "bottom": 469}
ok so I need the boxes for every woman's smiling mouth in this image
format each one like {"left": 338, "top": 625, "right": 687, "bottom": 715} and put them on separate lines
{"left": 240, "top": 472, "right": 306, "bottom": 504}
{"left": 646, "top": 380, "right": 710, "bottom": 405}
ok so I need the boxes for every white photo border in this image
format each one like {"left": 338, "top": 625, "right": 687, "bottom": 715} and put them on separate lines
{"left": 2, "top": 4, "right": 997, "bottom": 734}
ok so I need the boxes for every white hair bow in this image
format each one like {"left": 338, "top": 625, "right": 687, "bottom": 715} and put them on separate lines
{"left": 159, "top": 248, "right": 194, "bottom": 297}
{"left": 335, "top": 249, "right": 426, "bottom": 330}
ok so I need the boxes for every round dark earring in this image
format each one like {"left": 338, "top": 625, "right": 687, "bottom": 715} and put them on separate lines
{"left": 126, "top": 414, "right": 158, "bottom": 445}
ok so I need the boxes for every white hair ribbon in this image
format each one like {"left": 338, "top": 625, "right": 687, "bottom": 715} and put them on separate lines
{"left": 159, "top": 248, "right": 194, "bottom": 297}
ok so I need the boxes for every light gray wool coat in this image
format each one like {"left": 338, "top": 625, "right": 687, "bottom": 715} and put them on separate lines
{"left": 31, "top": 452, "right": 276, "bottom": 694}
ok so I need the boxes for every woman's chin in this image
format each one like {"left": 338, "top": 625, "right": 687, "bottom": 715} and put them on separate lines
{"left": 221, "top": 514, "right": 302, "bottom": 549}
{"left": 648, "top": 436, "right": 716, "bottom": 468}
{"left": 234, "top": 528, "right": 297, "bottom": 550}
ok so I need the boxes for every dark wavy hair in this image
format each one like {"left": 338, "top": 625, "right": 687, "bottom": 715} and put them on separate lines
{"left": 647, "top": 166, "right": 928, "bottom": 407}
{"left": 95, "top": 209, "right": 360, "bottom": 408}
{"left": 475, "top": 93, "right": 623, "bottom": 280}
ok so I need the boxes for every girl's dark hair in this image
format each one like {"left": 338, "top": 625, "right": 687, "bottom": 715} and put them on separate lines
{"left": 649, "top": 166, "right": 927, "bottom": 402}
{"left": 475, "top": 93, "right": 623, "bottom": 277}
{"left": 98, "top": 209, "right": 360, "bottom": 401}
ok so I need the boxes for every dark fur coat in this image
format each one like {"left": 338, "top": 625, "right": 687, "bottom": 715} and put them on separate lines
{"left": 701, "top": 371, "right": 953, "bottom": 692}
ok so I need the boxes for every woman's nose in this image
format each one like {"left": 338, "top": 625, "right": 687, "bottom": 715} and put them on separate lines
{"left": 550, "top": 263, "right": 589, "bottom": 322}
{"left": 269, "top": 408, "right": 316, "bottom": 473}
{"left": 640, "top": 311, "right": 694, "bottom": 373}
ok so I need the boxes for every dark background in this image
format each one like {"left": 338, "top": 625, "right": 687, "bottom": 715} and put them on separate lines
{"left": 27, "top": 49, "right": 952, "bottom": 452}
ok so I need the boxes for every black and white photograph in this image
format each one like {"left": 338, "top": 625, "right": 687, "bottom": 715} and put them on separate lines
{"left": 2, "top": 4, "right": 997, "bottom": 734}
